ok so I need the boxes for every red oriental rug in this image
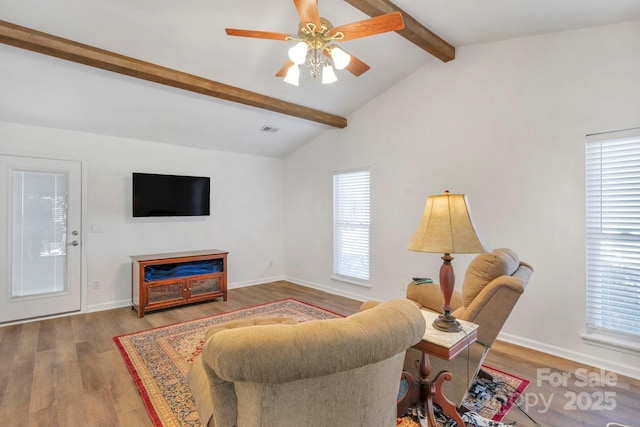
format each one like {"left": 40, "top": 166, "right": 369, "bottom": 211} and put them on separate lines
{"left": 114, "top": 298, "right": 341, "bottom": 427}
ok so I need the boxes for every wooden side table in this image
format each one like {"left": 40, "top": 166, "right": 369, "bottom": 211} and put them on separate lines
{"left": 407, "top": 310, "right": 479, "bottom": 426}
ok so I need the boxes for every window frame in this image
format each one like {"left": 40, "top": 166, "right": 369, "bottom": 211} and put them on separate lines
{"left": 584, "top": 128, "right": 640, "bottom": 354}
{"left": 332, "top": 167, "right": 371, "bottom": 287}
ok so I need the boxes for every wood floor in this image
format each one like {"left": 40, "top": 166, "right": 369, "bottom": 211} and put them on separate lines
{"left": 0, "top": 281, "right": 638, "bottom": 427}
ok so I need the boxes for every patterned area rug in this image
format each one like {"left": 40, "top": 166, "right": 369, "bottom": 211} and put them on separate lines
{"left": 462, "top": 365, "right": 529, "bottom": 420}
{"left": 397, "top": 365, "right": 529, "bottom": 426}
{"left": 114, "top": 299, "right": 342, "bottom": 427}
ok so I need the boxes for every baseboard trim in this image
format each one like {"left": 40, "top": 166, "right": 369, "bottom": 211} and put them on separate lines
{"left": 284, "top": 276, "right": 366, "bottom": 302}
{"left": 87, "top": 298, "right": 131, "bottom": 313}
{"left": 498, "top": 332, "right": 640, "bottom": 380}
{"left": 228, "top": 275, "right": 286, "bottom": 289}
{"left": 84, "top": 277, "right": 288, "bottom": 313}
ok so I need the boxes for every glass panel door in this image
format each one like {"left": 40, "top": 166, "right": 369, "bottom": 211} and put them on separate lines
{"left": 0, "top": 155, "right": 82, "bottom": 323}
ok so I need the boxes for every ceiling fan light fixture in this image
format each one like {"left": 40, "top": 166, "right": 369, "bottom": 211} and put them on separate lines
{"left": 283, "top": 64, "right": 300, "bottom": 86}
{"left": 288, "top": 41, "right": 308, "bottom": 65}
{"left": 227, "top": 5, "right": 406, "bottom": 86}
{"left": 331, "top": 47, "right": 351, "bottom": 70}
{"left": 322, "top": 64, "right": 337, "bottom": 84}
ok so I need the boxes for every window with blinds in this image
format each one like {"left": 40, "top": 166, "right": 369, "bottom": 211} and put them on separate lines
{"left": 586, "top": 128, "right": 640, "bottom": 344}
{"left": 333, "top": 168, "right": 370, "bottom": 286}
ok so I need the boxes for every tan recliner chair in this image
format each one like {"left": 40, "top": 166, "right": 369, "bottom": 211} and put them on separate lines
{"left": 404, "top": 248, "right": 533, "bottom": 407}
{"left": 188, "top": 298, "right": 426, "bottom": 427}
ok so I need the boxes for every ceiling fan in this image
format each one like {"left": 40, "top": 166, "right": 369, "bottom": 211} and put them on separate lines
{"left": 225, "top": 0, "right": 405, "bottom": 85}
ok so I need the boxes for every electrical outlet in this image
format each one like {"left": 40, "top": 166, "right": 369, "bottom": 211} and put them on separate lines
{"left": 91, "top": 280, "right": 100, "bottom": 289}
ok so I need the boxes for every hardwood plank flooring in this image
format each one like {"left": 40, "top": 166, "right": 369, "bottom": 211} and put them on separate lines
{"left": 483, "top": 340, "right": 640, "bottom": 426}
{"left": 0, "top": 280, "right": 637, "bottom": 426}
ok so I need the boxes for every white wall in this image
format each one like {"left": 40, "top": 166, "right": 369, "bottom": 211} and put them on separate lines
{"left": 1, "top": 121, "right": 284, "bottom": 311}
{"left": 284, "top": 20, "right": 640, "bottom": 378}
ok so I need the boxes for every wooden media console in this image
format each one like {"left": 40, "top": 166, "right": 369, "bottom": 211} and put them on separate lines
{"left": 131, "top": 249, "right": 228, "bottom": 317}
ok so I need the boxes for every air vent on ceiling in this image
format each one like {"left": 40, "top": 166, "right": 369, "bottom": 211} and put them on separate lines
{"left": 259, "top": 125, "right": 280, "bottom": 133}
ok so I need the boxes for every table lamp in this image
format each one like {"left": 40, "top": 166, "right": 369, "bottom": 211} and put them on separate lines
{"left": 408, "top": 191, "right": 489, "bottom": 332}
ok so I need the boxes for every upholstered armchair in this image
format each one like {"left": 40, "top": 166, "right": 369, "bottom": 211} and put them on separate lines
{"left": 188, "top": 298, "right": 426, "bottom": 427}
{"left": 404, "top": 248, "right": 533, "bottom": 407}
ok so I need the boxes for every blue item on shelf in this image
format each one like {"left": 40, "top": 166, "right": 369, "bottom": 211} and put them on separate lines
{"left": 144, "top": 260, "right": 222, "bottom": 282}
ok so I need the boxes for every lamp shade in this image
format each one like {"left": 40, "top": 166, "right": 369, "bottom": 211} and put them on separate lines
{"left": 283, "top": 64, "right": 300, "bottom": 86}
{"left": 322, "top": 64, "right": 338, "bottom": 84}
{"left": 288, "top": 42, "right": 308, "bottom": 65}
{"left": 331, "top": 46, "right": 351, "bottom": 70}
{"left": 408, "top": 191, "right": 489, "bottom": 254}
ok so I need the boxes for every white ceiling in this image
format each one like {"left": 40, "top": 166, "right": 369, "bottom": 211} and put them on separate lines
{"left": 2, "top": 0, "right": 640, "bottom": 158}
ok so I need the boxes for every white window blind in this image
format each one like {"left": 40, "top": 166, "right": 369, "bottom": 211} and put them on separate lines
{"left": 586, "top": 129, "right": 640, "bottom": 341}
{"left": 333, "top": 168, "right": 370, "bottom": 285}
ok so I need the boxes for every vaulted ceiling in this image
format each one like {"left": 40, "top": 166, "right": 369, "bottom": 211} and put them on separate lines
{"left": 2, "top": 0, "right": 640, "bottom": 157}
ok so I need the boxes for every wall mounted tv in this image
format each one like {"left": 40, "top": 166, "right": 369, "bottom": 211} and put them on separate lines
{"left": 132, "top": 173, "right": 210, "bottom": 217}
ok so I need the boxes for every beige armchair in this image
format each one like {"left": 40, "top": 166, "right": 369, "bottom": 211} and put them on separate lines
{"left": 188, "top": 298, "right": 426, "bottom": 427}
{"left": 404, "top": 248, "right": 533, "bottom": 407}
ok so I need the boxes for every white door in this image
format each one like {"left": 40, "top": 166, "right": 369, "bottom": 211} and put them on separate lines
{"left": 0, "top": 155, "right": 82, "bottom": 323}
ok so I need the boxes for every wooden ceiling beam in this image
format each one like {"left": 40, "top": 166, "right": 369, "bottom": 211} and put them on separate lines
{"left": 345, "top": 0, "right": 455, "bottom": 62}
{"left": 0, "top": 20, "right": 348, "bottom": 129}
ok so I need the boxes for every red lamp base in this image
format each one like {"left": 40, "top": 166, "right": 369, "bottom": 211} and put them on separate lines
{"left": 435, "top": 254, "right": 462, "bottom": 333}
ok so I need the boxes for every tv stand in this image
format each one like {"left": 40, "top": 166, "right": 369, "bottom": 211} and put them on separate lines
{"left": 131, "top": 249, "right": 228, "bottom": 317}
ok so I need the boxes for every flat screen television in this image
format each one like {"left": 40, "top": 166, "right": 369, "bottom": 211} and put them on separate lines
{"left": 132, "top": 173, "right": 210, "bottom": 217}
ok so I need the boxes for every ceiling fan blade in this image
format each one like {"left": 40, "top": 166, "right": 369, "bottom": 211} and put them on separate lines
{"left": 324, "top": 48, "right": 370, "bottom": 76}
{"left": 293, "top": 0, "right": 321, "bottom": 29}
{"left": 328, "top": 11, "right": 404, "bottom": 41}
{"left": 343, "top": 54, "right": 370, "bottom": 76}
{"left": 225, "top": 28, "right": 291, "bottom": 41}
{"left": 276, "top": 59, "right": 295, "bottom": 77}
